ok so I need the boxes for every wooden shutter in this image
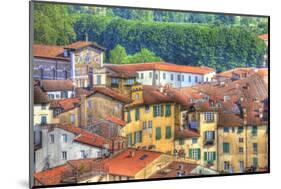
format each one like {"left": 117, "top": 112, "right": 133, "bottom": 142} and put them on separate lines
{"left": 204, "top": 152, "right": 207, "bottom": 161}
{"left": 197, "top": 148, "right": 201, "bottom": 160}
{"left": 161, "top": 105, "right": 164, "bottom": 116}
{"left": 189, "top": 149, "right": 192, "bottom": 159}
{"left": 153, "top": 106, "right": 156, "bottom": 117}
{"left": 139, "top": 131, "right": 142, "bottom": 143}
{"left": 213, "top": 152, "right": 216, "bottom": 160}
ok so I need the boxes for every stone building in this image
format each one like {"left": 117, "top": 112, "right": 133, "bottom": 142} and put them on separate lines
{"left": 33, "top": 41, "right": 105, "bottom": 88}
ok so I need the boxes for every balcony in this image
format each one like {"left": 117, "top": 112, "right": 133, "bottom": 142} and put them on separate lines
{"left": 204, "top": 139, "right": 215, "bottom": 146}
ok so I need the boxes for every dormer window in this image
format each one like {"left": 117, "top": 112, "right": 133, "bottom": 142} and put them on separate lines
{"left": 63, "top": 49, "right": 69, "bottom": 57}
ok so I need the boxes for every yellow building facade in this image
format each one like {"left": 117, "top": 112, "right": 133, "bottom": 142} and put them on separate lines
{"left": 174, "top": 110, "right": 218, "bottom": 170}
{"left": 122, "top": 85, "right": 176, "bottom": 154}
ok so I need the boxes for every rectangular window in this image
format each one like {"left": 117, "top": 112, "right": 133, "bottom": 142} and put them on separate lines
{"left": 41, "top": 103, "right": 47, "bottom": 110}
{"left": 170, "top": 74, "right": 174, "bottom": 81}
{"left": 48, "top": 94, "right": 55, "bottom": 100}
{"left": 141, "top": 73, "right": 144, "bottom": 79}
{"left": 70, "top": 114, "right": 75, "bottom": 124}
{"left": 145, "top": 105, "right": 150, "bottom": 112}
{"left": 165, "top": 104, "right": 171, "bottom": 117}
{"left": 97, "top": 75, "right": 101, "bottom": 85}
{"left": 204, "top": 151, "right": 216, "bottom": 162}
{"left": 223, "top": 127, "right": 229, "bottom": 133}
{"left": 205, "top": 131, "right": 215, "bottom": 141}
{"left": 40, "top": 116, "right": 47, "bottom": 125}
{"left": 127, "top": 111, "right": 131, "bottom": 123}
{"left": 87, "top": 100, "right": 92, "bottom": 109}
{"left": 61, "top": 134, "right": 67, "bottom": 143}
{"left": 238, "top": 126, "right": 244, "bottom": 133}
{"left": 239, "top": 138, "right": 244, "bottom": 143}
{"left": 135, "top": 131, "right": 142, "bottom": 143}
{"left": 181, "top": 75, "right": 184, "bottom": 81}
{"left": 156, "top": 127, "right": 161, "bottom": 140}
{"left": 239, "top": 147, "right": 244, "bottom": 153}
{"left": 143, "top": 121, "right": 147, "bottom": 130}
{"left": 253, "top": 143, "right": 258, "bottom": 153}
{"left": 253, "top": 157, "right": 258, "bottom": 168}
{"left": 127, "top": 133, "right": 132, "bottom": 146}
{"left": 189, "top": 148, "right": 201, "bottom": 160}
{"left": 252, "top": 126, "right": 258, "bottom": 136}
{"left": 165, "top": 126, "right": 172, "bottom": 139}
{"left": 135, "top": 108, "right": 140, "bottom": 121}
{"left": 179, "top": 138, "right": 184, "bottom": 145}
{"left": 153, "top": 105, "right": 163, "bottom": 117}
{"left": 155, "top": 73, "right": 158, "bottom": 80}
{"left": 112, "top": 78, "right": 119, "bottom": 84}
{"left": 195, "top": 76, "right": 198, "bottom": 83}
{"left": 192, "top": 138, "right": 198, "bottom": 144}
{"left": 224, "top": 161, "right": 230, "bottom": 171}
{"left": 204, "top": 112, "right": 214, "bottom": 122}
{"left": 80, "top": 150, "right": 86, "bottom": 158}
{"left": 61, "top": 151, "right": 67, "bottom": 160}
{"left": 50, "top": 134, "right": 54, "bottom": 143}
{"left": 223, "top": 143, "right": 230, "bottom": 153}
{"left": 188, "top": 76, "right": 191, "bottom": 82}
{"left": 148, "top": 121, "right": 153, "bottom": 131}
{"left": 149, "top": 72, "right": 152, "bottom": 78}
{"left": 163, "top": 73, "right": 166, "bottom": 80}
{"left": 239, "top": 161, "right": 244, "bottom": 173}
{"left": 177, "top": 74, "right": 181, "bottom": 81}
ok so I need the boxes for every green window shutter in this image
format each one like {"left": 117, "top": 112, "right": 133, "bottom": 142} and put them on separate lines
{"left": 139, "top": 131, "right": 142, "bottom": 143}
{"left": 156, "top": 127, "right": 161, "bottom": 140}
{"left": 135, "top": 108, "right": 140, "bottom": 121}
{"left": 204, "top": 152, "right": 207, "bottom": 161}
{"left": 133, "top": 132, "right": 137, "bottom": 144}
{"left": 160, "top": 105, "right": 164, "bottom": 116}
{"left": 197, "top": 149, "right": 201, "bottom": 160}
{"left": 189, "top": 149, "right": 192, "bottom": 159}
{"left": 223, "top": 143, "right": 229, "bottom": 153}
{"left": 165, "top": 126, "right": 171, "bottom": 139}
{"left": 153, "top": 106, "right": 156, "bottom": 117}
{"left": 127, "top": 111, "right": 131, "bottom": 123}
{"left": 213, "top": 152, "right": 216, "bottom": 160}
{"left": 165, "top": 104, "right": 171, "bottom": 117}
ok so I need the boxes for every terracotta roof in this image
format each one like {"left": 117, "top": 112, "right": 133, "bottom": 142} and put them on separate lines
{"left": 49, "top": 98, "right": 80, "bottom": 112}
{"left": 41, "top": 80, "right": 74, "bottom": 92}
{"left": 174, "top": 129, "right": 200, "bottom": 139}
{"left": 57, "top": 124, "right": 112, "bottom": 150}
{"left": 149, "top": 161, "right": 198, "bottom": 179}
{"left": 34, "top": 85, "right": 49, "bottom": 104}
{"left": 64, "top": 41, "right": 105, "bottom": 51}
{"left": 103, "top": 148, "right": 162, "bottom": 177}
{"left": 34, "top": 165, "right": 67, "bottom": 186}
{"left": 105, "top": 62, "right": 215, "bottom": 75}
{"left": 218, "top": 114, "right": 244, "bottom": 127}
{"left": 88, "top": 87, "right": 132, "bottom": 104}
{"left": 258, "top": 34, "right": 268, "bottom": 41}
{"left": 217, "top": 67, "right": 257, "bottom": 79}
{"left": 106, "top": 65, "right": 138, "bottom": 78}
{"left": 105, "top": 115, "right": 126, "bottom": 127}
{"left": 33, "top": 44, "right": 68, "bottom": 61}
{"left": 75, "top": 87, "right": 91, "bottom": 97}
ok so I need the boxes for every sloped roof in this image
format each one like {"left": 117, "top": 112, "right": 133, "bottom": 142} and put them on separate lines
{"left": 105, "top": 62, "right": 215, "bottom": 75}
{"left": 103, "top": 148, "right": 162, "bottom": 177}
{"left": 49, "top": 98, "right": 80, "bottom": 112}
{"left": 64, "top": 41, "right": 105, "bottom": 51}
{"left": 33, "top": 44, "right": 68, "bottom": 61}
{"left": 105, "top": 115, "right": 126, "bottom": 127}
{"left": 34, "top": 165, "right": 67, "bottom": 186}
{"left": 88, "top": 87, "right": 132, "bottom": 104}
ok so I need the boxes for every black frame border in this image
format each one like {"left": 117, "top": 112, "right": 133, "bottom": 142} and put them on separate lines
{"left": 29, "top": 0, "right": 270, "bottom": 188}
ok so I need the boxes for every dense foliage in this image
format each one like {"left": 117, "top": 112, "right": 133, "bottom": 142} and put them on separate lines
{"left": 34, "top": 3, "right": 267, "bottom": 71}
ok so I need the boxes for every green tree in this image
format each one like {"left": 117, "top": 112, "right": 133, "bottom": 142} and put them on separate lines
{"left": 125, "top": 48, "right": 162, "bottom": 63}
{"left": 109, "top": 44, "right": 127, "bottom": 64}
{"left": 34, "top": 3, "right": 76, "bottom": 45}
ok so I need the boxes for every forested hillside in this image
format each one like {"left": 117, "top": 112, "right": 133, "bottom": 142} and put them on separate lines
{"left": 34, "top": 3, "right": 268, "bottom": 71}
